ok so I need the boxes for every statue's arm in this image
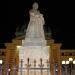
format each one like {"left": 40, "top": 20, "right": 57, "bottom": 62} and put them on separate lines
{"left": 42, "top": 15, "right": 45, "bottom": 25}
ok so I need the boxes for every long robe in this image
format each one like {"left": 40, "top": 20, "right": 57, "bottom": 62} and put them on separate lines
{"left": 24, "top": 10, "right": 46, "bottom": 46}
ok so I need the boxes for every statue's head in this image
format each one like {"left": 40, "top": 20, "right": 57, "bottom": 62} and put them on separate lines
{"left": 32, "top": 2, "right": 38, "bottom": 10}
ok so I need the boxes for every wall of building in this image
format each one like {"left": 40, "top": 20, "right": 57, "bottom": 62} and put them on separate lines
{"left": 0, "top": 37, "right": 75, "bottom": 75}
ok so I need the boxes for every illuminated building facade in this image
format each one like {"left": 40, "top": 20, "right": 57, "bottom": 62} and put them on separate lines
{"left": 0, "top": 35, "right": 75, "bottom": 75}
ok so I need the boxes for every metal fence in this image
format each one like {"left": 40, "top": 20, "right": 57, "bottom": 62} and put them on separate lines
{"left": 0, "top": 58, "right": 50, "bottom": 75}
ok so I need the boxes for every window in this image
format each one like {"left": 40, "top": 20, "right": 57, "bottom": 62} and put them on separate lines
{"left": 62, "top": 53, "right": 64, "bottom": 56}
{"left": 1, "top": 52, "right": 5, "bottom": 56}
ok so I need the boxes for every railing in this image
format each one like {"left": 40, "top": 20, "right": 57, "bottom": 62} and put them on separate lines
{"left": 0, "top": 58, "right": 50, "bottom": 75}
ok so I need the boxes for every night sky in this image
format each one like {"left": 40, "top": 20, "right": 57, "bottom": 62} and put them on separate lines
{"left": 0, "top": 0, "right": 75, "bottom": 49}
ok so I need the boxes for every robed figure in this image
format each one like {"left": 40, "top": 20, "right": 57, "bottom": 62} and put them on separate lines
{"left": 23, "top": 2, "right": 46, "bottom": 46}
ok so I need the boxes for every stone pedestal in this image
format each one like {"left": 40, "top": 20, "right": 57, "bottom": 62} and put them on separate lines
{"left": 18, "top": 45, "right": 50, "bottom": 75}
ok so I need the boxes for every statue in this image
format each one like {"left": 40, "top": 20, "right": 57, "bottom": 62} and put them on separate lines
{"left": 24, "top": 2, "right": 46, "bottom": 46}
{"left": 18, "top": 3, "right": 50, "bottom": 75}
{"left": 15, "top": 3, "right": 51, "bottom": 39}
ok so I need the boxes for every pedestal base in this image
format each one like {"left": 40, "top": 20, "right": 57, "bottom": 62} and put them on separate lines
{"left": 18, "top": 46, "right": 50, "bottom": 75}
{"left": 18, "top": 70, "right": 50, "bottom": 75}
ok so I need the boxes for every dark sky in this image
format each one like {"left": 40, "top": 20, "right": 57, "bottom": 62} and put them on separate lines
{"left": 0, "top": 0, "right": 75, "bottom": 49}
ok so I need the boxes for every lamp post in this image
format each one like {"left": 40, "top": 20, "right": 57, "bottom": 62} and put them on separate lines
{"left": 69, "top": 58, "right": 75, "bottom": 75}
{"left": 54, "top": 63, "right": 58, "bottom": 75}
{"left": 62, "top": 60, "right": 69, "bottom": 75}
{"left": 62, "top": 58, "right": 75, "bottom": 75}
{"left": 0, "top": 60, "right": 3, "bottom": 75}
{"left": 8, "top": 69, "right": 11, "bottom": 75}
{"left": 73, "top": 60, "right": 75, "bottom": 75}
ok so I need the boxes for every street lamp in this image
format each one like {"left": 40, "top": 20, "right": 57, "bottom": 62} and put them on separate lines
{"left": 73, "top": 60, "right": 75, "bottom": 64}
{"left": 69, "top": 58, "right": 73, "bottom": 62}
{"left": 62, "top": 58, "right": 75, "bottom": 75}
{"left": 73, "top": 60, "right": 75, "bottom": 74}
{"left": 0, "top": 60, "right": 3, "bottom": 64}
{"left": 62, "top": 60, "right": 69, "bottom": 65}
{"left": 62, "top": 60, "right": 69, "bottom": 75}
{"left": 0, "top": 60, "right": 3, "bottom": 75}
{"left": 68, "top": 58, "right": 75, "bottom": 75}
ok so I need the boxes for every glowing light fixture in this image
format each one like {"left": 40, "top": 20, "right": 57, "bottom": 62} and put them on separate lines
{"left": 8, "top": 69, "right": 11, "bottom": 71}
{"left": 69, "top": 58, "right": 73, "bottom": 61}
{"left": 66, "top": 61, "right": 69, "bottom": 64}
{"left": 0, "top": 60, "right": 3, "bottom": 64}
{"left": 17, "top": 46, "right": 21, "bottom": 49}
{"left": 62, "top": 61, "right": 65, "bottom": 64}
{"left": 73, "top": 60, "right": 75, "bottom": 64}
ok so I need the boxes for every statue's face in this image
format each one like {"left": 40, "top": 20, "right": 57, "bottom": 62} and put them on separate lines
{"left": 32, "top": 2, "right": 38, "bottom": 10}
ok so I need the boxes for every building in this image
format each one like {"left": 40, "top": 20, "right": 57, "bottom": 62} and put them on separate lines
{"left": 0, "top": 25, "right": 75, "bottom": 75}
